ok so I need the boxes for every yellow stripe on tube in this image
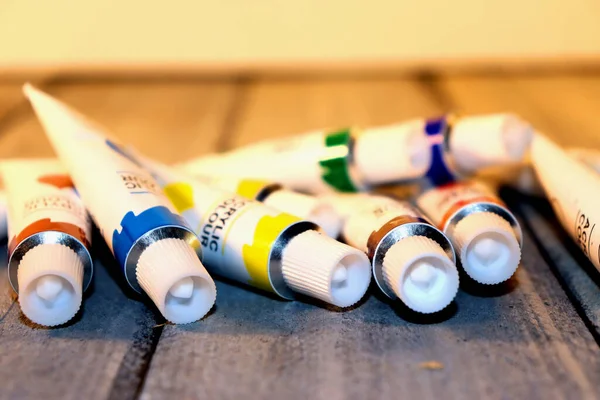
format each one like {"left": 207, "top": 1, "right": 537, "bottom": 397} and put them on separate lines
{"left": 242, "top": 212, "right": 301, "bottom": 292}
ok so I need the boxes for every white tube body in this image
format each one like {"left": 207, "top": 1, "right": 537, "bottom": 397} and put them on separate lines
{"left": 183, "top": 130, "right": 360, "bottom": 193}
{"left": 186, "top": 174, "right": 343, "bottom": 238}
{"left": 343, "top": 195, "right": 412, "bottom": 252}
{"left": 25, "top": 85, "right": 216, "bottom": 323}
{"left": 319, "top": 193, "right": 374, "bottom": 223}
{"left": 417, "top": 181, "right": 504, "bottom": 229}
{"left": 568, "top": 148, "right": 600, "bottom": 175}
{"left": 532, "top": 136, "right": 600, "bottom": 271}
{"left": 182, "top": 122, "right": 432, "bottom": 194}
{"left": 3, "top": 159, "right": 93, "bottom": 326}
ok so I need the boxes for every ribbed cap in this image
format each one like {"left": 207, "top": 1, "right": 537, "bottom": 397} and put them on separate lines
{"left": 453, "top": 212, "right": 521, "bottom": 284}
{"left": 136, "top": 238, "right": 217, "bottom": 324}
{"left": 382, "top": 235, "right": 459, "bottom": 314}
{"left": 17, "top": 243, "right": 84, "bottom": 326}
{"left": 263, "top": 190, "right": 343, "bottom": 238}
{"left": 281, "top": 230, "right": 371, "bottom": 307}
{"left": 450, "top": 113, "right": 533, "bottom": 173}
{"left": 354, "top": 122, "right": 431, "bottom": 184}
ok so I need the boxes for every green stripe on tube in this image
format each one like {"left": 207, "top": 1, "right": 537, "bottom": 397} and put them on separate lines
{"left": 319, "top": 129, "right": 359, "bottom": 192}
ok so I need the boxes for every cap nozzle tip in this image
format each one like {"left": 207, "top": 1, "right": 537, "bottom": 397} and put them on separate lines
{"left": 382, "top": 235, "right": 459, "bottom": 314}
{"left": 168, "top": 276, "right": 195, "bottom": 299}
{"left": 454, "top": 212, "right": 521, "bottom": 285}
{"left": 35, "top": 275, "right": 65, "bottom": 303}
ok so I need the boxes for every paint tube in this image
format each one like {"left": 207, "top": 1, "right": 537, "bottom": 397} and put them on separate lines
{"left": 417, "top": 181, "right": 522, "bottom": 284}
{"left": 145, "top": 160, "right": 371, "bottom": 308}
{"left": 342, "top": 194, "right": 458, "bottom": 313}
{"left": 422, "top": 114, "right": 533, "bottom": 186}
{"left": 24, "top": 84, "right": 216, "bottom": 324}
{"left": 189, "top": 174, "right": 343, "bottom": 238}
{"left": 181, "top": 122, "right": 432, "bottom": 193}
{"left": 531, "top": 135, "right": 600, "bottom": 272}
{"left": 3, "top": 159, "right": 92, "bottom": 326}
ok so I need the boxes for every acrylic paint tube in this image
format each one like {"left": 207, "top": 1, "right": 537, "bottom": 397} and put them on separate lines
{"left": 188, "top": 174, "right": 343, "bottom": 238}
{"left": 417, "top": 181, "right": 522, "bottom": 285}
{"left": 181, "top": 122, "right": 432, "bottom": 194}
{"left": 421, "top": 114, "right": 533, "bottom": 186}
{"left": 3, "top": 159, "right": 93, "bottom": 326}
{"left": 24, "top": 84, "right": 216, "bottom": 324}
{"left": 531, "top": 135, "right": 600, "bottom": 272}
{"left": 343, "top": 194, "right": 459, "bottom": 313}
{"left": 145, "top": 160, "right": 371, "bottom": 308}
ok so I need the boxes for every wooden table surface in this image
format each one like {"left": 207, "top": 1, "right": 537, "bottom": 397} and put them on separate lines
{"left": 1, "top": 72, "right": 600, "bottom": 400}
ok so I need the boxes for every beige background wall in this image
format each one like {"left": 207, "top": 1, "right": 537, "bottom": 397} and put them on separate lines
{"left": 1, "top": 0, "right": 599, "bottom": 74}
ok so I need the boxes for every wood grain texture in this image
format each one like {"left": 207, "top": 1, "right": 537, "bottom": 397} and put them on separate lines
{"left": 139, "top": 222, "right": 600, "bottom": 400}
{"left": 0, "top": 80, "right": 238, "bottom": 161}
{"left": 0, "top": 84, "right": 24, "bottom": 121}
{"left": 228, "top": 78, "right": 445, "bottom": 149}
{"left": 510, "top": 194, "right": 600, "bottom": 343}
{"left": 0, "top": 239, "right": 161, "bottom": 400}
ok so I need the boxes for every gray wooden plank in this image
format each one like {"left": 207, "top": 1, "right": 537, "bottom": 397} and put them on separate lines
{"left": 0, "top": 239, "right": 160, "bottom": 400}
{"left": 508, "top": 192, "right": 600, "bottom": 341}
{"left": 0, "top": 80, "right": 238, "bottom": 400}
{"left": 139, "top": 218, "right": 600, "bottom": 400}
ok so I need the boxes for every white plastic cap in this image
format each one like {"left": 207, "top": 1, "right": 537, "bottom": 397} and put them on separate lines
{"left": 281, "top": 230, "right": 371, "bottom": 307}
{"left": 382, "top": 235, "right": 459, "bottom": 314}
{"left": 354, "top": 121, "right": 431, "bottom": 185}
{"left": 263, "top": 190, "right": 343, "bottom": 238}
{"left": 17, "top": 243, "right": 84, "bottom": 326}
{"left": 450, "top": 114, "right": 534, "bottom": 173}
{"left": 453, "top": 211, "right": 521, "bottom": 284}
{"left": 136, "top": 238, "right": 217, "bottom": 324}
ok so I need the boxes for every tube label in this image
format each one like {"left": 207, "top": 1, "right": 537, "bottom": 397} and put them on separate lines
{"left": 3, "top": 160, "right": 92, "bottom": 256}
{"left": 423, "top": 116, "right": 458, "bottom": 186}
{"left": 162, "top": 179, "right": 301, "bottom": 294}
{"left": 343, "top": 195, "right": 425, "bottom": 253}
{"left": 417, "top": 181, "right": 503, "bottom": 230}
{"left": 26, "top": 88, "right": 193, "bottom": 270}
